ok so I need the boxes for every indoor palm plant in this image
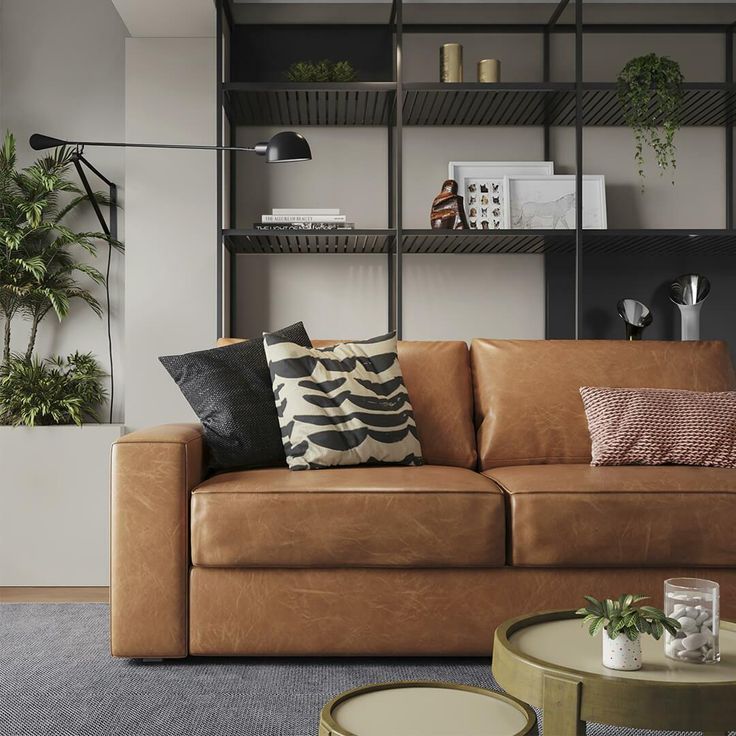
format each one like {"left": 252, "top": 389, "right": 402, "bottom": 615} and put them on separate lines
{"left": 0, "top": 352, "right": 106, "bottom": 426}
{"left": 577, "top": 594, "right": 681, "bottom": 671}
{"left": 0, "top": 131, "right": 116, "bottom": 424}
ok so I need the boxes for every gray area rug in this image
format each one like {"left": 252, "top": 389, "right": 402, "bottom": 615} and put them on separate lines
{"left": 0, "top": 603, "right": 722, "bottom": 736}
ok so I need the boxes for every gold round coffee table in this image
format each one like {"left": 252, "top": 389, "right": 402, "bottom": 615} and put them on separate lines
{"left": 319, "top": 680, "right": 537, "bottom": 736}
{"left": 493, "top": 610, "right": 736, "bottom": 735}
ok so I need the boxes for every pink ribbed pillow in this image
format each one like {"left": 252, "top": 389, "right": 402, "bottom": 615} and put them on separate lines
{"left": 579, "top": 387, "right": 736, "bottom": 467}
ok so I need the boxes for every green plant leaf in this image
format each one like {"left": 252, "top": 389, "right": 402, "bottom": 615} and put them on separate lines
{"left": 582, "top": 596, "right": 603, "bottom": 616}
{"left": 589, "top": 617, "right": 606, "bottom": 637}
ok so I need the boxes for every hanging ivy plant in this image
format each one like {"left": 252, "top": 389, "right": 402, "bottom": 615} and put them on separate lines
{"left": 617, "top": 53, "right": 684, "bottom": 189}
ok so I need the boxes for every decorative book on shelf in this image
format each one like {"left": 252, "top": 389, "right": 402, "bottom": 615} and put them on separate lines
{"left": 258, "top": 208, "right": 354, "bottom": 230}
{"left": 254, "top": 222, "right": 355, "bottom": 230}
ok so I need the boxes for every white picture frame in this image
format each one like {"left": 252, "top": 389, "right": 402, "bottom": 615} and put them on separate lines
{"left": 503, "top": 174, "right": 607, "bottom": 230}
{"left": 448, "top": 161, "right": 554, "bottom": 230}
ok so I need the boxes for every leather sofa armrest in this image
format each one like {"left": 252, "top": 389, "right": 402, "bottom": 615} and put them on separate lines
{"left": 111, "top": 423, "right": 206, "bottom": 658}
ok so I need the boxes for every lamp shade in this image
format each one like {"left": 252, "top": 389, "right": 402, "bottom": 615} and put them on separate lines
{"left": 264, "top": 131, "right": 311, "bottom": 163}
{"left": 30, "top": 134, "right": 68, "bottom": 150}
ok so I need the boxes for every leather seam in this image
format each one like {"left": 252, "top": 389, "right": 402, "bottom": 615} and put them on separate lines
{"left": 114, "top": 436, "right": 202, "bottom": 447}
{"left": 191, "top": 490, "right": 502, "bottom": 496}
{"left": 189, "top": 562, "right": 506, "bottom": 569}
{"left": 480, "top": 488, "right": 736, "bottom": 495}
{"left": 182, "top": 440, "right": 196, "bottom": 658}
{"left": 483, "top": 456, "right": 592, "bottom": 466}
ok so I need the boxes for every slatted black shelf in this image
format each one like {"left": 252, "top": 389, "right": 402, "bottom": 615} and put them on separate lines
{"left": 224, "top": 229, "right": 395, "bottom": 254}
{"left": 226, "top": 229, "right": 736, "bottom": 256}
{"left": 224, "top": 82, "right": 736, "bottom": 127}
{"left": 403, "top": 83, "right": 573, "bottom": 127}
{"left": 402, "top": 230, "right": 573, "bottom": 254}
{"left": 402, "top": 229, "right": 736, "bottom": 256}
{"left": 403, "top": 83, "right": 736, "bottom": 126}
{"left": 583, "top": 229, "right": 736, "bottom": 256}
{"left": 224, "top": 82, "right": 396, "bottom": 126}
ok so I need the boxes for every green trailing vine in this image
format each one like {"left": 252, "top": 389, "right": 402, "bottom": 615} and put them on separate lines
{"left": 285, "top": 60, "right": 357, "bottom": 83}
{"left": 617, "top": 53, "right": 684, "bottom": 189}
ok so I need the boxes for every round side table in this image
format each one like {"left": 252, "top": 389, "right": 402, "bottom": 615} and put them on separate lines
{"left": 493, "top": 610, "right": 736, "bottom": 736}
{"left": 319, "top": 680, "right": 537, "bottom": 736}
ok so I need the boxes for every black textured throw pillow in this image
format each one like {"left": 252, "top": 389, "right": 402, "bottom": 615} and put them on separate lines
{"left": 159, "top": 322, "right": 312, "bottom": 471}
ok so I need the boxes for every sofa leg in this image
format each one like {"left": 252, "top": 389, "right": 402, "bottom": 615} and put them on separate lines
{"left": 140, "top": 658, "right": 163, "bottom": 663}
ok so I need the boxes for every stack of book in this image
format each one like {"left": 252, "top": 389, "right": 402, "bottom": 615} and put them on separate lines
{"left": 254, "top": 208, "right": 354, "bottom": 231}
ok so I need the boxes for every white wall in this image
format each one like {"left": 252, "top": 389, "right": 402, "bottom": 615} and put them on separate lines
{"left": 0, "top": 0, "right": 128, "bottom": 421}
{"left": 124, "top": 38, "right": 216, "bottom": 429}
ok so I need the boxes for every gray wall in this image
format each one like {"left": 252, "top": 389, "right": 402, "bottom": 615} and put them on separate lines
{"left": 124, "top": 38, "right": 217, "bottom": 429}
{"left": 0, "top": 0, "right": 128, "bottom": 420}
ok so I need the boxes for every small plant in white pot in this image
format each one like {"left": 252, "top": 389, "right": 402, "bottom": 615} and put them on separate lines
{"left": 577, "top": 594, "right": 681, "bottom": 671}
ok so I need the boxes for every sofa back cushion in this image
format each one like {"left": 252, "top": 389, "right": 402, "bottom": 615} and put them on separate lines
{"left": 471, "top": 339, "right": 736, "bottom": 470}
{"left": 218, "top": 338, "right": 477, "bottom": 469}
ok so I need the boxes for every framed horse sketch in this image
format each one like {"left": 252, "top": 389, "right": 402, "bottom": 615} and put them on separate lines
{"left": 504, "top": 174, "right": 607, "bottom": 230}
{"left": 447, "top": 161, "right": 554, "bottom": 230}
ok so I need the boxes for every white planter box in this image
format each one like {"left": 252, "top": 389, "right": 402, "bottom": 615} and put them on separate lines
{"left": 0, "top": 424, "right": 123, "bottom": 586}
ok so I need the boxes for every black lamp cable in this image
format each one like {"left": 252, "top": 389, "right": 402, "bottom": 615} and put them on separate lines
{"left": 71, "top": 148, "right": 117, "bottom": 424}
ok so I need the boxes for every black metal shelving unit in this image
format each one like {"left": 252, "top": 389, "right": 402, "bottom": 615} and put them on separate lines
{"left": 215, "top": 0, "right": 736, "bottom": 340}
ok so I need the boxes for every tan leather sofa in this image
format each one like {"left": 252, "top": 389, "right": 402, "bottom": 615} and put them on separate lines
{"left": 111, "top": 339, "right": 736, "bottom": 658}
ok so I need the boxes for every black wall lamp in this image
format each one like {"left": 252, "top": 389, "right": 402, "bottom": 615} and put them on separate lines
{"left": 29, "top": 130, "right": 312, "bottom": 421}
{"left": 29, "top": 129, "right": 311, "bottom": 240}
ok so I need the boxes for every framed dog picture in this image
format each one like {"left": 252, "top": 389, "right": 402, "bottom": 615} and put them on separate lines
{"left": 503, "top": 174, "right": 607, "bottom": 230}
{"left": 448, "top": 161, "right": 554, "bottom": 230}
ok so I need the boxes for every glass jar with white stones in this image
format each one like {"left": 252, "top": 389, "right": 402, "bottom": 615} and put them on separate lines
{"left": 664, "top": 577, "right": 719, "bottom": 664}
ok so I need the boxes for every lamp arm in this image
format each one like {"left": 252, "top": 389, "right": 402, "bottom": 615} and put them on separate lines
{"left": 76, "top": 140, "right": 257, "bottom": 153}
{"left": 30, "top": 132, "right": 311, "bottom": 162}
{"left": 72, "top": 154, "right": 112, "bottom": 237}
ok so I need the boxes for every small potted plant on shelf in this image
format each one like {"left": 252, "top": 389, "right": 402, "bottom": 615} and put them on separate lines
{"left": 285, "top": 60, "right": 357, "bottom": 82}
{"left": 576, "top": 594, "right": 681, "bottom": 671}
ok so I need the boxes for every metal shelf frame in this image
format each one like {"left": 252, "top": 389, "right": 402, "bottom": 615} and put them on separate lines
{"left": 216, "top": 0, "right": 736, "bottom": 339}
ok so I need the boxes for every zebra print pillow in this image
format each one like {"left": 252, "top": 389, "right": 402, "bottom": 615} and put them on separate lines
{"left": 264, "top": 332, "right": 423, "bottom": 470}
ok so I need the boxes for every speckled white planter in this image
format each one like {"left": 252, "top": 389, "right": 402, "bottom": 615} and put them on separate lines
{"left": 602, "top": 633, "right": 642, "bottom": 671}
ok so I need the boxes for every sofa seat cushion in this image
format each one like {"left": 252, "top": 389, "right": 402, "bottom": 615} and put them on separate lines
{"left": 484, "top": 464, "right": 736, "bottom": 568}
{"left": 191, "top": 465, "right": 505, "bottom": 568}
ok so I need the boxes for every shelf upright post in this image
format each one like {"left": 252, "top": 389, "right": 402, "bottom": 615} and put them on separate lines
{"left": 543, "top": 0, "right": 572, "bottom": 340}
{"left": 727, "top": 24, "right": 734, "bottom": 229}
{"left": 393, "top": 0, "right": 403, "bottom": 338}
{"left": 387, "top": 0, "right": 397, "bottom": 333}
{"left": 543, "top": 28, "right": 551, "bottom": 160}
{"left": 225, "top": 3, "right": 236, "bottom": 337}
{"left": 544, "top": 0, "right": 570, "bottom": 160}
{"left": 216, "top": 0, "right": 224, "bottom": 338}
{"left": 574, "top": 0, "right": 583, "bottom": 339}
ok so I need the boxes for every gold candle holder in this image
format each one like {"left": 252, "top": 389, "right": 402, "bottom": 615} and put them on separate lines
{"left": 478, "top": 58, "right": 501, "bottom": 83}
{"left": 440, "top": 43, "right": 463, "bottom": 83}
